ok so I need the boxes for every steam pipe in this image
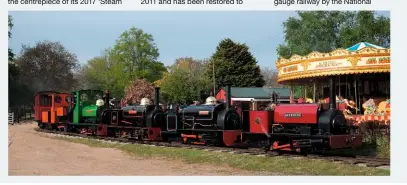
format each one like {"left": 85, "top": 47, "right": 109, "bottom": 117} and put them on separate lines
{"left": 155, "top": 87, "right": 160, "bottom": 109}
{"left": 226, "top": 85, "right": 231, "bottom": 109}
{"left": 329, "top": 76, "right": 336, "bottom": 110}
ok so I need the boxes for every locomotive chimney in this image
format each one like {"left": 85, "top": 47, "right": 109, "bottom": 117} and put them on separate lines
{"left": 155, "top": 87, "right": 160, "bottom": 109}
{"left": 105, "top": 90, "right": 110, "bottom": 109}
{"left": 329, "top": 76, "right": 336, "bottom": 110}
{"left": 226, "top": 84, "right": 231, "bottom": 109}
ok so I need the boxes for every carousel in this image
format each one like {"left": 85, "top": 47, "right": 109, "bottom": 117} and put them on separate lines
{"left": 275, "top": 42, "right": 390, "bottom": 126}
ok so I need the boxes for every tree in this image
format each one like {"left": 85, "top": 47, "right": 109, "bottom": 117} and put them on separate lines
{"left": 8, "top": 15, "right": 14, "bottom": 62}
{"left": 261, "top": 67, "right": 282, "bottom": 88}
{"left": 109, "top": 27, "right": 166, "bottom": 83}
{"left": 277, "top": 11, "right": 390, "bottom": 59}
{"left": 159, "top": 57, "right": 211, "bottom": 104}
{"left": 80, "top": 53, "right": 129, "bottom": 97}
{"left": 8, "top": 15, "right": 29, "bottom": 107}
{"left": 123, "top": 79, "right": 156, "bottom": 105}
{"left": 205, "top": 38, "right": 265, "bottom": 89}
{"left": 81, "top": 27, "right": 167, "bottom": 97}
{"left": 15, "top": 41, "right": 79, "bottom": 95}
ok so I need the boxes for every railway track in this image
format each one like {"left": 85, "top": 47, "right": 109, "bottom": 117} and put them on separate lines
{"left": 34, "top": 128, "right": 390, "bottom": 169}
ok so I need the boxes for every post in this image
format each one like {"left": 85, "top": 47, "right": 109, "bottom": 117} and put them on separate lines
{"left": 226, "top": 84, "right": 231, "bottom": 109}
{"left": 290, "top": 84, "right": 294, "bottom": 103}
{"left": 313, "top": 82, "right": 316, "bottom": 102}
{"left": 338, "top": 76, "right": 341, "bottom": 97}
{"left": 304, "top": 85, "right": 307, "bottom": 98}
{"left": 155, "top": 87, "right": 160, "bottom": 109}
{"left": 212, "top": 60, "right": 216, "bottom": 95}
{"left": 354, "top": 76, "right": 358, "bottom": 114}
{"left": 329, "top": 76, "right": 336, "bottom": 110}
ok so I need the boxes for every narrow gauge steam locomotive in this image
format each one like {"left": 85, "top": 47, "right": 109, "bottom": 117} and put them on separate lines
{"left": 35, "top": 88, "right": 167, "bottom": 141}
{"left": 178, "top": 76, "right": 362, "bottom": 153}
{"left": 241, "top": 77, "right": 362, "bottom": 153}
{"left": 166, "top": 85, "right": 242, "bottom": 147}
{"left": 96, "top": 87, "right": 166, "bottom": 140}
{"left": 34, "top": 76, "right": 362, "bottom": 153}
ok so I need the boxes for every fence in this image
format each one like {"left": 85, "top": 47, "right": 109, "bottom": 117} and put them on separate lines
{"left": 8, "top": 107, "right": 35, "bottom": 125}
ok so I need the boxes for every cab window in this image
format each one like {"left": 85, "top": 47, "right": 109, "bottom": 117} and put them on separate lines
{"left": 40, "top": 95, "right": 52, "bottom": 106}
{"left": 55, "top": 96, "right": 62, "bottom": 103}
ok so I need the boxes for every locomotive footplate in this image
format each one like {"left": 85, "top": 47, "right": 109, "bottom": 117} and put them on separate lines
{"left": 242, "top": 132, "right": 362, "bottom": 151}
{"left": 179, "top": 129, "right": 241, "bottom": 147}
{"left": 106, "top": 126, "right": 162, "bottom": 141}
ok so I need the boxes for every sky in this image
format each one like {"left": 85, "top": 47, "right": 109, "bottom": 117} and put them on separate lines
{"left": 8, "top": 11, "right": 390, "bottom": 69}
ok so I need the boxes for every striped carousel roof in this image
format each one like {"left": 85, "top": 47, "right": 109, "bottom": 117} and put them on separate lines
{"left": 346, "top": 42, "right": 386, "bottom": 51}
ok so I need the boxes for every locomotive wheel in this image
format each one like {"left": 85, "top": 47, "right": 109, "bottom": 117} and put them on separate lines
{"left": 266, "top": 150, "right": 280, "bottom": 156}
{"left": 38, "top": 122, "right": 45, "bottom": 129}
{"left": 300, "top": 148, "right": 311, "bottom": 156}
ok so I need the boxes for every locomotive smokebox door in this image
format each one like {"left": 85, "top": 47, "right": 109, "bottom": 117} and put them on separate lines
{"left": 111, "top": 111, "right": 118, "bottom": 125}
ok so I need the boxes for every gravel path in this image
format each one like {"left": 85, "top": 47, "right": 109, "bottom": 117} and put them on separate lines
{"left": 8, "top": 122, "right": 272, "bottom": 176}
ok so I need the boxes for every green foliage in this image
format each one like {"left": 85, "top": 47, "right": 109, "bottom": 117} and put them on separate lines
{"left": 81, "top": 27, "right": 167, "bottom": 97}
{"left": 206, "top": 38, "right": 265, "bottom": 89}
{"left": 277, "top": 11, "right": 390, "bottom": 59}
{"left": 109, "top": 27, "right": 166, "bottom": 82}
{"left": 159, "top": 57, "right": 211, "bottom": 104}
{"left": 81, "top": 54, "right": 128, "bottom": 97}
{"left": 15, "top": 41, "right": 79, "bottom": 101}
{"left": 357, "top": 121, "right": 390, "bottom": 158}
{"left": 8, "top": 15, "right": 31, "bottom": 108}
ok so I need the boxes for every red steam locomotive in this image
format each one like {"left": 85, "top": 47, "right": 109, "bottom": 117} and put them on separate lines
{"left": 177, "top": 76, "right": 362, "bottom": 153}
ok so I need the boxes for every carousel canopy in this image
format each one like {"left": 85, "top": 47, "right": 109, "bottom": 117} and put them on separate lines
{"left": 275, "top": 42, "right": 390, "bottom": 83}
{"left": 346, "top": 42, "right": 386, "bottom": 51}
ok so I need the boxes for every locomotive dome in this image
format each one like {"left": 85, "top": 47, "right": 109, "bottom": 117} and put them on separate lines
{"left": 205, "top": 96, "right": 217, "bottom": 105}
{"left": 140, "top": 98, "right": 152, "bottom": 106}
{"left": 96, "top": 99, "right": 105, "bottom": 107}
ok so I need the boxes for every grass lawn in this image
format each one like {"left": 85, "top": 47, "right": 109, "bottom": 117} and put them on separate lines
{"left": 48, "top": 135, "right": 390, "bottom": 176}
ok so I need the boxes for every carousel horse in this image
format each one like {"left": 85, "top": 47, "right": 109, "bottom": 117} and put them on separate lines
{"left": 342, "top": 99, "right": 358, "bottom": 115}
{"left": 376, "top": 101, "right": 387, "bottom": 115}
{"left": 305, "top": 98, "right": 314, "bottom": 103}
{"left": 363, "top": 98, "right": 377, "bottom": 115}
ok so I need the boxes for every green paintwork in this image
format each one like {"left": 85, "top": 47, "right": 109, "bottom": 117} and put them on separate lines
{"left": 82, "top": 105, "right": 98, "bottom": 117}
{"left": 72, "top": 89, "right": 104, "bottom": 124}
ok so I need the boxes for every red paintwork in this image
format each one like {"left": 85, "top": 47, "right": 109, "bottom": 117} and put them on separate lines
{"left": 329, "top": 135, "right": 363, "bottom": 149}
{"left": 34, "top": 92, "right": 53, "bottom": 121}
{"left": 223, "top": 130, "right": 241, "bottom": 146}
{"left": 249, "top": 111, "right": 272, "bottom": 134}
{"left": 97, "top": 124, "right": 108, "bottom": 136}
{"left": 147, "top": 127, "right": 161, "bottom": 141}
{"left": 34, "top": 91, "right": 71, "bottom": 122}
{"left": 274, "top": 104, "right": 319, "bottom": 124}
{"left": 215, "top": 89, "right": 235, "bottom": 105}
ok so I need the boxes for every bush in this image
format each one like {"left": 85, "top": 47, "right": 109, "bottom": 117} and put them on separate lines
{"left": 357, "top": 121, "right": 390, "bottom": 158}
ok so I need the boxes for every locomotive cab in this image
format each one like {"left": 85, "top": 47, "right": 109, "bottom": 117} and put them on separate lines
{"left": 70, "top": 90, "right": 105, "bottom": 124}
{"left": 121, "top": 98, "right": 165, "bottom": 128}
{"left": 178, "top": 85, "right": 242, "bottom": 147}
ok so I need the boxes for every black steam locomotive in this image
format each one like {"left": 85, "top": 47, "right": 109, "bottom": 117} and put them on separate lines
{"left": 98, "top": 87, "right": 166, "bottom": 140}
{"left": 176, "top": 85, "right": 242, "bottom": 146}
